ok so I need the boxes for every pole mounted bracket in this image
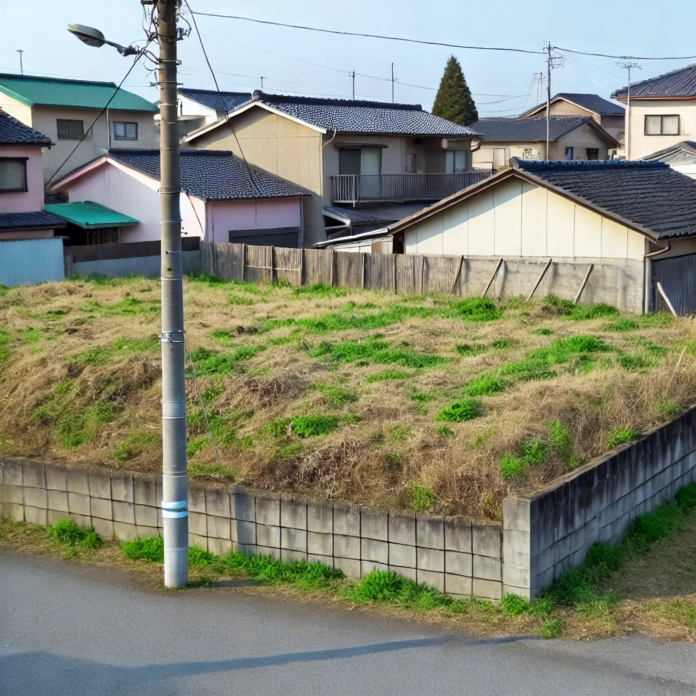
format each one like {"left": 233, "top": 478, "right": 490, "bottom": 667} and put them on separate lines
{"left": 160, "top": 330, "right": 185, "bottom": 343}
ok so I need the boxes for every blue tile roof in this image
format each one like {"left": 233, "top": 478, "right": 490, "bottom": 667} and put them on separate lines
{"left": 0, "top": 210, "right": 66, "bottom": 230}
{"left": 108, "top": 149, "right": 310, "bottom": 201}
{"left": 613, "top": 64, "right": 696, "bottom": 99}
{"left": 516, "top": 159, "right": 696, "bottom": 239}
{"left": 0, "top": 108, "right": 52, "bottom": 146}
{"left": 178, "top": 88, "right": 251, "bottom": 113}
{"left": 252, "top": 91, "right": 479, "bottom": 137}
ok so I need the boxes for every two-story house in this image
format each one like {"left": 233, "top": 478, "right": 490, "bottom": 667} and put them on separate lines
{"left": 470, "top": 116, "right": 620, "bottom": 170}
{"left": 0, "top": 108, "right": 66, "bottom": 240}
{"left": 612, "top": 63, "right": 696, "bottom": 160}
{"left": 175, "top": 88, "right": 251, "bottom": 138}
{"left": 520, "top": 93, "right": 625, "bottom": 151}
{"left": 184, "top": 90, "right": 485, "bottom": 247}
{"left": 0, "top": 73, "right": 158, "bottom": 184}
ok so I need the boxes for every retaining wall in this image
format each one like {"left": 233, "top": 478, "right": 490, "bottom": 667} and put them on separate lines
{"left": 0, "top": 460, "right": 503, "bottom": 601}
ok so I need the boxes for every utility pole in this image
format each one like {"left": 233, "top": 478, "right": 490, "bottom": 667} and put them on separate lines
{"left": 618, "top": 61, "right": 641, "bottom": 160}
{"left": 543, "top": 42, "right": 563, "bottom": 160}
{"left": 157, "top": 0, "right": 188, "bottom": 588}
{"left": 350, "top": 71, "right": 355, "bottom": 100}
{"left": 16, "top": 50, "right": 24, "bottom": 75}
{"left": 391, "top": 63, "right": 395, "bottom": 103}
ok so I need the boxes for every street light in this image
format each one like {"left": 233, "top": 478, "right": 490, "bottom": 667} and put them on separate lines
{"left": 67, "top": 5, "right": 189, "bottom": 589}
{"left": 67, "top": 24, "right": 139, "bottom": 56}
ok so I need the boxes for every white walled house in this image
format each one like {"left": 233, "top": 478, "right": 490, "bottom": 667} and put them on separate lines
{"left": 50, "top": 149, "right": 309, "bottom": 247}
{"left": 387, "top": 159, "right": 696, "bottom": 315}
{"left": 173, "top": 88, "right": 250, "bottom": 138}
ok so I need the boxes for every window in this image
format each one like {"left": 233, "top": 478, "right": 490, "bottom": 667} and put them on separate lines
{"left": 56, "top": 119, "right": 84, "bottom": 140}
{"left": 0, "top": 158, "right": 27, "bottom": 192}
{"left": 645, "top": 115, "right": 680, "bottom": 136}
{"left": 445, "top": 150, "right": 467, "bottom": 173}
{"left": 565, "top": 147, "right": 574, "bottom": 160}
{"left": 492, "top": 148, "right": 506, "bottom": 169}
{"left": 113, "top": 122, "right": 138, "bottom": 140}
{"left": 338, "top": 148, "right": 381, "bottom": 175}
{"left": 586, "top": 148, "right": 599, "bottom": 161}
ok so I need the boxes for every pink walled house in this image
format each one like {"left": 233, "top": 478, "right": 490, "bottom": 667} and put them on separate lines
{"left": 51, "top": 149, "right": 309, "bottom": 247}
{"left": 0, "top": 109, "right": 66, "bottom": 239}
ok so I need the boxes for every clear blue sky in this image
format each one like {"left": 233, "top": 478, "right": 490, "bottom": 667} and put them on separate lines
{"left": 2, "top": 0, "right": 696, "bottom": 116}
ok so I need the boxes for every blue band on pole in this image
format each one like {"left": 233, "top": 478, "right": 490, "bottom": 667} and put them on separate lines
{"left": 162, "top": 510, "right": 189, "bottom": 519}
{"left": 162, "top": 500, "right": 187, "bottom": 511}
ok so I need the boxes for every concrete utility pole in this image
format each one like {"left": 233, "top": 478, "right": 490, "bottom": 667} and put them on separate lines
{"left": 350, "top": 71, "right": 355, "bottom": 100}
{"left": 618, "top": 61, "right": 641, "bottom": 160}
{"left": 16, "top": 50, "right": 24, "bottom": 75}
{"left": 391, "top": 63, "right": 395, "bottom": 103}
{"left": 543, "top": 42, "right": 564, "bottom": 161}
{"left": 157, "top": 0, "right": 189, "bottom": 588}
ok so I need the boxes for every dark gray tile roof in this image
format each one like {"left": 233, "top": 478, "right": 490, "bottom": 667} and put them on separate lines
{"left": 0, "top": 108, "right": 52, "bottom": 146}
{"left": 613, "top": 64, "right": 696, "bottom": 98}
{"left": 471, "top": 116, "right": 595, "bottom": 142}
{"left": 324, "top": 204, "right": 429, "bottom": 225}
{"left": 0, "top": 210, "right": 66, "bottom": 230}
{"left": 643, "top": 141, "right": 696, "bottom": 165}
{"left": 108, "top": 149, "right": 309, "bottom": 201}
{"left": 178, "top": 88, "right": 251, "bottom": 113}
{"left": 523, "top": 93, "right": 624, "bottom": 116}
{"left": 516, "top": 159, "right": 696, "bottom": 239}
{"left": 253, "top": 91, "right": 479, "bottom": 137}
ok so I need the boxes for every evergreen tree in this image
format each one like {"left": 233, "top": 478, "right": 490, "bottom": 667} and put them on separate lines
{"left": 432, "top": 56, "right": 478, "bottom": 126}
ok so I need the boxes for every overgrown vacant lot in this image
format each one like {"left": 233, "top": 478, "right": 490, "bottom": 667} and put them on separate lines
{"left": 2, "top": 275, "right": 696, "bottom": 520}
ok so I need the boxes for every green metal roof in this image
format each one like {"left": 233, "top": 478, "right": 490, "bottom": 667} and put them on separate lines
{"left": 0, "top": 73, "right": 158, "bottom": 113}
{"left": 44, "top": 201, "right": 139, "bottom": 229}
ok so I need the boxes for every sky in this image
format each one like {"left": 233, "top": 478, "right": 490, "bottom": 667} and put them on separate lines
{"left": 2, "top": 0, "right": 696, "bottom": 117}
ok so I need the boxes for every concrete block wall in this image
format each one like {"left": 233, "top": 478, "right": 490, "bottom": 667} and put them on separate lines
{"left": 503, "top": 407, "right": 696, "bottom": 600}
{"left": 0, "top": 459, "right": 503, "bottom": 601}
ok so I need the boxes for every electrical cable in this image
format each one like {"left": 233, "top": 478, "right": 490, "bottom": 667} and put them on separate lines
{"left": 191, "top": 12, "right": 545, "bottom": 55}
{"left": 554, "top": 46, "right": 696, "bottom": 61}
{"left": 182, "top": 0, "right": 262, "bottom": 195}
{"left": 45, "top": 40, "right": 152, "bottom": 189}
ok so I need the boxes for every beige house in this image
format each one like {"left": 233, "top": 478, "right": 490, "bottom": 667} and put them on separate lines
{"left": 613, "top": 64, "right": 696, "bottom": 160}
{"left": 0, "top": 73, "right": 158, "bottom": 184}
{"left": 520, "top": 93, "right": 625, "bottom": 149}
{"left": 387, "top": 159, "right": 696, "bottom": 315}
{"left": 174, "top": 88, "right": 250, "bottom": 138}
{"left": 471, "top": 116, "right": 619, "bottom": 170}
{"left": 185, "top": 90, "right": 484, "bottom": 247}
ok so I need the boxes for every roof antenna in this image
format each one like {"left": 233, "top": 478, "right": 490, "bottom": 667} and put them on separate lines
{"left": 16, "top": 49, "right": 24, "bottom": 75}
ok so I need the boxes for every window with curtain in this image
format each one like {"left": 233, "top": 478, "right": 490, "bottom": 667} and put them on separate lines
{"left": 338, "top": 148, "right": 381, "bottom": 175}
{"left": 114, "top": 122, "right": 138, "bottom": 140}
{"left": 565, "top": 147, "right": 574, "bottom": 160}
{"left": 57, "top": 119, "right": 84, "bottom": 140}
{"left": 0, "top": 159, "right": 27, "bottom": 192}
{"left": 645, "top": 115, "right": 680, "bottom": 136}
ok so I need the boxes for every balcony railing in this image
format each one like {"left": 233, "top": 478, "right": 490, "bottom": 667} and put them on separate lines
{"left": 330, "top": 172, "right": 491, "bottom": 204}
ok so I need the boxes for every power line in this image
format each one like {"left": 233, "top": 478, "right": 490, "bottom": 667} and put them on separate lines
{"left": 191, "top": 12, "right": 545, "bottom": 55}
{"left": 45, "top": 41, "right": 151, "bottom": 189}
{"left": 553, "top": 46, "right": 696, "bottom": 61}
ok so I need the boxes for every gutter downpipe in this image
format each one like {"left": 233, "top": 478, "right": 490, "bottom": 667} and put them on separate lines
{"left": 644, "top": 240, "right": 671, "bottom": 313}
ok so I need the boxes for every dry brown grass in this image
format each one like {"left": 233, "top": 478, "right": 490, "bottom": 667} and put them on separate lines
{"left": 2, "top": 276, "right": 696, "bottom": 519}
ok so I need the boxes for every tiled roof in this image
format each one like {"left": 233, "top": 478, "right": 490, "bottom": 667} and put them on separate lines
{"left": 516, "top": 160, "right": 696, "bottom": 239}
{"left": 643, "top": 141, "right": 696, "bottom": 165}
{"left": 523, "top": 93, "right": 624, "bottom": 117}
{"left": 0, "top": 210, "right": 66, "bottom": 230}
{"left": 324, "top": 204, "right": 429, "bottom": 225}
{"left": 470, "top": 116, "right": 597, "bottom": 143}
{"left": 252, "top": 90, "right": 479, "bottom": 137}
{"left": 613, "top": 64, "right": 696, "bottom": 99}
{"left": 0, "top": 108, "right": 52, "bottom": 146}
{"left": 178, "top": 88, "right": 251, "bottom": 113}
{"left": 0, "top": 73, "right": 157, "bottom": 112}
{"left": 108, "top": 149, "right": 310, "bottom": 201}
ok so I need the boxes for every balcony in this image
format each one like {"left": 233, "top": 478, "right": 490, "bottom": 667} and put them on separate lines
{"left": 330, "top": 172, "right": 491, "bottom": 205}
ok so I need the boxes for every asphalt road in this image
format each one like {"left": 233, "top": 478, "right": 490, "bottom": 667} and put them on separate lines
{"left": 2, "top": 552, "right": 696, "bottom": 696}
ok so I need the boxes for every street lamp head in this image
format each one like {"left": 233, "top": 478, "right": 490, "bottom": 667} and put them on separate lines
{"left": 67, "top": 24, "right": 138, "bottom": 56}
{"left": 67, "top": 24, "right": 106, "bottom": 49}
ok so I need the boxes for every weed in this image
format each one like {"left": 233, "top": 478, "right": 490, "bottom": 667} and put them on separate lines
{"left": 657, "top": 399, "right": 680, "bottom": 419}
{"left": 314, "top": 384, "right": 358, "bottom": 407}
{"left": 604, "top": 318, "right": 639, "bottom": 332}
{"left": 189, "top": 345, "right": 266, "bottom": 376}
{"left": 436, "top": 398, "right": 481, "bottom": 423}
{"left": 365, "top": 370, "right": 412, "bottom": 383}
{"left": 69, "top": 346, "right": 111, "bottom": 367}
{"left": 500, "top": 593, "right": 532, "bottom": 616}
{"left": 521, "top": 439, "right": 548, "bottom": 465}
{"left": 638, "top": 312, "right": 674, "bottom": 328}
{"left": 274, "top": 443, "right": 303, "bottom": 458}
{"left": 229, "top": 293, "right": 254, "bottom": 306}
{"left": 388, "top": 425, "right": 410, "bottom": 441}
{"left": 538, "top": 618, "right": 563, "bottom": 639}
{"left": 492, "top": 338, "right": 514, "bottom": 349}
{"left": 48, "top": 518, "right": 101, "bottom": 549}
{"left": 607, "top": 426, "right": 639, "bottom": 449}
{"left": 437, "top": 426, "right": 454, "bottom": 437}
{"left": 544, "top": 295, "right": 619, "bottom": 320}
{"left": 311, "top": 338, "right": 446, "bottom": 369}
{"left": 409, "top": 483, "right": 436, "bottom": 512}
{"left": 58, "top": 403, "right": 115, "bottom": 450}
{"left": 464, "top": 374, "right": 509, "bottom": 397}
{"left": 410, "top": 391, "right": 437, "bottom": 403}
{"left": 122, "top": 535, "right": 165, "bottom": 563}
{"left": 456, "top": 343, "right": 487, "bottom": 356}
{"left": 533, "top": 328, "right": 553, "bottom": 336}
{"left": 500, "top": 454, "right": 528, "bottom": 481}
{"left": 187, "top": 437, "right": 208, "bottom": 458}
{"left": 210, "top": 329, "right": 235, "bottom": 345}
{"left": 268, "top": 415, "right": 340, "bottom": 438}
{"left": 292, "top": 282, "right": 347, "bottom": 298}
{"left": 450, "top": 298, "right": 501, "bottom": 322}
{"left": 112, "top": 433, "right": 159, "bottom": 463}
{"left": 113, "top": 336, "right": 158, "bottom": 353}
{"left": 549, "top": 420, "right": 573, "bottom": 462}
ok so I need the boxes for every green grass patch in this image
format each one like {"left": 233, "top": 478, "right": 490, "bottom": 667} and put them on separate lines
{"left": 68, "top": 346, "right": 112, "bottom": 367}
{"left": 210, "top": 329, "right": 236, "bottom": 346}
{"left": 189, "top": 345, "right": 266, "bottom": 376}
{"left": 436, "top": 398, "right": 481, "bottom": 423}
{"left": 607, "top": 425, "right": 639, "bottom": 449}
{"left": 388, "top": 425, "right": 410, "bottom": 441}
{"left": 464, "top": 374, "right": 509, "bottom": 397}
{"left": 48, "top": 518, "right": 101, "bottom": 549}
{"left": 521, "top": 439, "right": 548, "bottom": 465}
{"left": 311, "top": 338, "right": 446, "bottom": 369}
{"left": 500, "top": 453, "right": 528, "bottom": 481}
{"left": 604, "top": 318, "right": 639, "bottom": 332}
{"left": 549, "top": 420, "right": 573, "bottom": 463}
{"left": 532, "top": 328, "right": 553, "bottom": 336}
{"left": 365, "top": 369, "right": 412, "bottom": 383}
{"left": 229, "top": 293, "right": 255, "bottom": 306}
{"left": 112, "top": 433, "right": 159, "bottom": 463}
{"left": 268, "top": 415, "right": 341, "bottom": 438}
{"left": 455, "top": 343, "right": 487, "bottom": 356}
{"left": 292, "top": 282, "right": 347, "bottom": 298}
{"left": 492, "top": 338, "right": 514, "bottom": 349}
{"left": 313, "top": 384, "right": 358, "bottom": 407}
{"left": 544, "top": 295, "right": 619, "bottom": 320}
{"left": 409, "top": 483, "right": 436, "bottom": 512}
{"left": 273, "top": 443, "right": 304, "bottom": 459}
{"left": 113, "top": 336, "right": 159, "bottom": 353}
{"left": 122, "top": 535, "right": 165, "bottom": 563}
{"left": 57, "top": 403, "right": 115, "bottom": 450}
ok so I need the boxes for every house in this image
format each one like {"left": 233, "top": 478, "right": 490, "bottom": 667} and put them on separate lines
{"left": 520, "top": 93, "right": 625, "bottom": 149}
{"left": 470, "top": 116, "right": 620, "bottom": 170}
{"left": 184, "top": 90, "right": 485, "bottom": 247}
{"left": 612, "top": 63, "right": 696, "bottom": 160}
{"left": 49, "top": 149, "right": 310, "bottom": 247}
{"left": 175, "top": 88, "right": 251, "bottom": 137}
{"left": 386, "top": 159, "right": 696, "bottom": 314}
{"left": 0, "top": 73, "right": 158, "bottom": 183}
{"left": 643, "top": 140, "right": 696, "bottom": 178}
{"left": 0, "top": 108, "right": 66, "bottom": 240}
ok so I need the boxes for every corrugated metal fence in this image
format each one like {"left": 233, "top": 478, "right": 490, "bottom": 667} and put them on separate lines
{"left": 652, "top": 254, "right": 696, "bottom": 315}
{"left": 0, "top": 238, "right": 65, "bottom": 287}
